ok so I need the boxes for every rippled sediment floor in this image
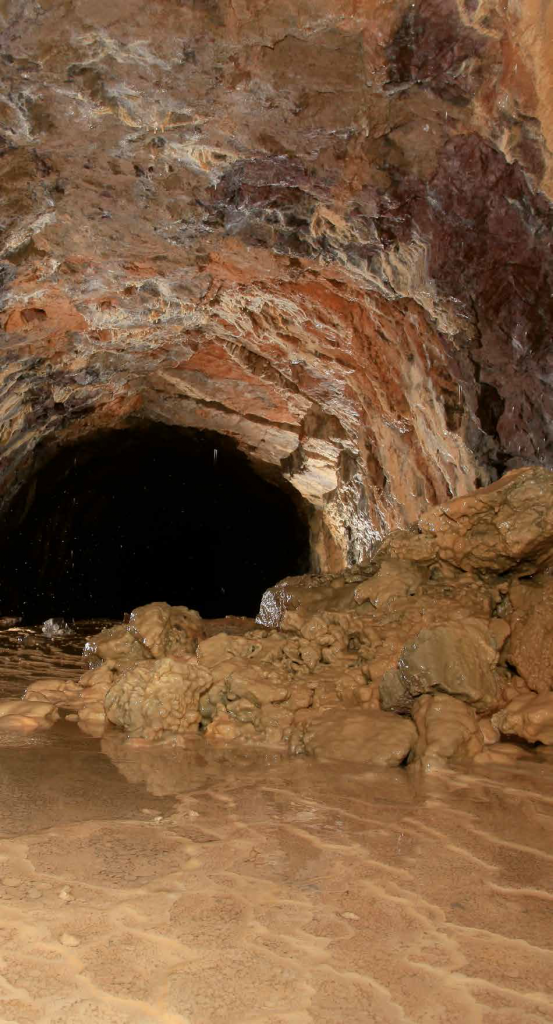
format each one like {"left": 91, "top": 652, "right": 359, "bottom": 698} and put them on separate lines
{"left": 0, "top": 625, "right": 552, "bottom": 1023}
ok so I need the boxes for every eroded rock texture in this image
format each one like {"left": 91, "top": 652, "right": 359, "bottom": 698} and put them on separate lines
{"left": 13, "top": 468, "right": 553, "bottom": 768}
{"left": 1, "top": 0, "right": 553, "bottom": 568}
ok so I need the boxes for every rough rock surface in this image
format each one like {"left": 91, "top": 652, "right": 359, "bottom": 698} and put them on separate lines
{"left": 0, "top": 698, "right": 59, "bottom": 731}
{"left": 493, "top": 692, "right": 553, "bottom": 746}
{"left": 413, "top": 694, "right": 484, "bottom": 769}
{"left": 7, "top": 467, "right": 553, "bottom": 769}
{"left": 507, "top": 576, "right": 553, "bottom": 692}
{"left": 84, "top": 604, "right": 205, "bottom": 665}
{"left": 398, "top": 620, "right": 504, "bottom": 712}
{"left": 104, "top": 656, "right": 212, "bottom": 740}
{"left": 296, "top": 708, "right": 417, "bottom": 766}
{"left": 2, "top": 0, "right": 553, "bottom": 571}
{"left": 418, "top": 468, "right": 553, "bottom": 573}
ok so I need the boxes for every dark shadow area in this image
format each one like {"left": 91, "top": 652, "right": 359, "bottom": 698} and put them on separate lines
{"left": 0, "top": 423, "right": 310, "bottom": 624}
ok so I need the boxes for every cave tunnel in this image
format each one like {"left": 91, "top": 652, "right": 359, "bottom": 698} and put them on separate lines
{"left": 0, "top": 423, "right": 311, "bottom": 625}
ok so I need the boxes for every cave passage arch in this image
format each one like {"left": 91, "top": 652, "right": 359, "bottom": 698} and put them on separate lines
{"left": 0, "top": 422, "right": 311, "bottom": 624}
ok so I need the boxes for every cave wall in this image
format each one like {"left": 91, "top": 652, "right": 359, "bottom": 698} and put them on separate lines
{"left": 1, "top": 0, "right": 552, "bottom": 569}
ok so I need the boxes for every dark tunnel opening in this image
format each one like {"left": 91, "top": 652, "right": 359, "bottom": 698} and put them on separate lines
{"left": 0, "top": 423, "right": 311, "bottom": 625}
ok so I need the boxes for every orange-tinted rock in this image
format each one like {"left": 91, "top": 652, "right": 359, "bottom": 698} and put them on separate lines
{"left": 105, "top": 656, "right": 212, "bottom": 740}
{"left": 398, "top": 620, "right": 504, "bottom": 711}
{"left": 507, "top": 577, "right": 553, "bottom": 692}
{"left": 493, "top": 691, "right": 553, "bottom": 745}
{"left": 413, "top": 693, "right": 484, "bottom": 768}
{"left": 1, "top": 0, "right": 553, "bottom": 569}
{"left": 297, "top": 708, "right": 417, "bottom": 766}
{"left": 418, "top": 468, "right": 553, "bottom": 573}
{"left": 353, "top": 559, "right": 426, "bottom": 608}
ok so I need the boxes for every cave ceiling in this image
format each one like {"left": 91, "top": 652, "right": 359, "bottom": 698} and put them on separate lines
{"left": 1, "top": 0, "right": 552, "bottom": 567}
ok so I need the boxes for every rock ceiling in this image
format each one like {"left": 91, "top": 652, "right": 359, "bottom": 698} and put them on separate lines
{"left": 1, "top": 0, "right": 552, "bottom": 567}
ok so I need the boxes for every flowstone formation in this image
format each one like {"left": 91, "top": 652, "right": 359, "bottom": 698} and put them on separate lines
{"left": 7, "top": 466, "right": 553, "bottom": 770}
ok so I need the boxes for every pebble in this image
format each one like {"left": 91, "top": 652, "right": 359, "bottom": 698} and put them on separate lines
{"left": 26, "top": 888, "right": 43, "bottom": 899}
{"left": 341, "top": 912, "right": 360, "bottom": 921}
{"left": 2, "top": 876, "right": 21, "bottom": 887}
{"left": 58, "top": 889, "right": 74, "bottom": 902}
{"left": 60, "top": 933, "right": 80, "bottom": 947}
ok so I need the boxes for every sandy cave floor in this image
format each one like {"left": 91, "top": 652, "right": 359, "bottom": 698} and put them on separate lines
{"left": 0, "top": 626, "right": 552, "bottom": 1024}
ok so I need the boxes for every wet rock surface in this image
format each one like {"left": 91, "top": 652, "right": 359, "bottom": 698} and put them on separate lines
{"left": 105, "top": 656, "right": 213, "bottom": 741}
{"left": 418, "top": 467, "right": 553, "bottom": 573}
{"left": 5, "top": 466, "right": 553, "bottom": 771}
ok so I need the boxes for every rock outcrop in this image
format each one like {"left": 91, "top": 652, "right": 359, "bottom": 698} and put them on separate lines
{"left": 9, "top": 467, "right": 553, "bottom": 769}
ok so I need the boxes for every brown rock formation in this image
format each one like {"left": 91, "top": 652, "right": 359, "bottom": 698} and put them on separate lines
{"left": 1, "top": 0, "right": 553, "bottom": 578}
{"left": 418, "top": 467, "right": 553, "bottom": 573}
{"left": 9, "top": 467, "right": 553, "bottom": 769}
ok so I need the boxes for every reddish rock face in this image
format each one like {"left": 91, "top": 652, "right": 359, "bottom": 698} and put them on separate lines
{"left": 1, "top": 0, "right": 552, "bottom": 568}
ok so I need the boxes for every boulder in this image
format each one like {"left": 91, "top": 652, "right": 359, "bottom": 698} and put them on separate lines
{"left": 84, "top": 602, "right": 206, "bottom": 668}
{"left": 398, "top": 619, "right": 504, "bottom": 712}
{"left": 493, "top": 691, "right": 553, "bottom": 745}
{"left": 353, "top": 558, "right": 426, "bottom": 608}
{"left": 84, "top": 624, "right": 147, "bottom": 667}
{"left": 105, "top": 656, "right": 212, "bottom": 740}
{"left": 412, "top": 693, "right": 484, "bottom": 768}
{"left": 418, "top": 467, "right": 553, "bottom": 573}
{"left": 297, "top": 708, "right": 417, "bottom": 767}
{"left": 129, "top": 602, "right": 205, "bottom": 657}
{"left": 0, "top": 699, "right": 59, "bottom": 732}
{"left": 507, "top": 577, "right": 553, "bottom": 692}
{"left": 256, "top": 567, "right": 371, "bottom": 628}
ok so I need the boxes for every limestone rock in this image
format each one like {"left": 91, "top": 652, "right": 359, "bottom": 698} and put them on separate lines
{"left": 380, "top": 669, "right": 412, "bottom": 714}
{"left": 84, "top": 602, "right": 205, "bottom": 668}
{"left": 418, "top": 468, "right": 553, "bottom": 573}
{"left": 398, "top": 619, "right": 504, "bottom": 712}
{"left": 24, "top": 678, "right": 81, "bottom": 705}
{"left": 105, "top": 657, "right": 212, "bottom": 740}
{"left": 129, "top": 603, "right": 206, "bottom": 657}
{"left": 76, "top": 703, "right": 108, "bottom": 737}
{"left": 1, "top": 0, "right": 553, "bottom": 585}
{"left": 207, "top": 699, "right": 295, "bottom": 748}
{"left": 197, "top": 631, "right": 311, "bottom": 745}
{"left": 353, "top": 559, "right": 426, "bottom": 608}
{"left": 373, "top": 531, "right": 439, "bottom": 566}
{"left": 84, "top": 625, "right": 148, "bottom": 668}
{"left": 493, "top": 692, "right": 553, "bottom": 745}
{"left": 257, "top": 570, "right": 367, "bottom": 629}
{"left": 413, "top": 693, "right": 484, "bottom": 768}
{"left": 507, "top": 577, "right": 553, "bottom": 692}
{"left": 197, "top": 632, "right": 270, "bottom": 673}
{"left": 297, "top": 708, "right": 417, "bottom": 767}
{"left": 0, "top": 699, "right": 59, "bottom": 732}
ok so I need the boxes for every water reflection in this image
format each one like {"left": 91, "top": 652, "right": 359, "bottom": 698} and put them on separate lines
{"left": 0, "top": 621, "right": 552, "bottom": 1022}
{"left": 0, "top": 620, "right": 113, "bottom": 699}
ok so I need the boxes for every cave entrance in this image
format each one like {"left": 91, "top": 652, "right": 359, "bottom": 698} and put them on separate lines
{"left": 0, "top": 423, "right": 310, "bottom": 624}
